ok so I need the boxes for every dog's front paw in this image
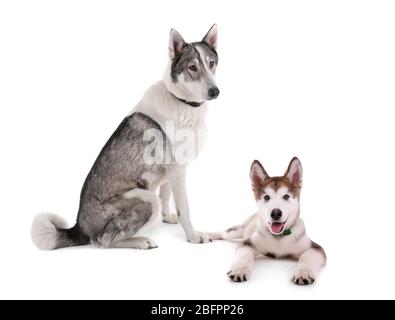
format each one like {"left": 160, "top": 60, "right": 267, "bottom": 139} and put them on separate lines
{"left": 227, "top": 266, "right": 250, "bottom": 283}
{"left": 162, "top": 213, "right": 178, "bottom": 224}
{"left": 187, "top": 232, "right": 212, "bottom": 244}
{"left": 292, "top": 269, "right": 315, "bottom": 286}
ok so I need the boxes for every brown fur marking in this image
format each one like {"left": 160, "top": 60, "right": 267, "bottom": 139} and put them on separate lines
{"left": 283, "top": 254, "right": 299, "bottom": 261}
{"left": 311, "top": 241, "right": 327, "bottom": 261}
{"left": 226, "top": 226, "right": 241, "bottom": 233}
{"left": 241, "top": 238, "right": 255, "bottom": 249}
{"left": 253, "top": 176, "right": 301, "bottom": 200}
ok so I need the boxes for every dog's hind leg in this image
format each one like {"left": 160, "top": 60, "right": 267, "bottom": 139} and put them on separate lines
{"left": 111, "top": 237, "right": 158, "bottom": 249}
{"left": 93, "top": 188, "right": 160, "bottom": 249}
{"left": 160, "top": 181, "right": 178, "bottom": 224}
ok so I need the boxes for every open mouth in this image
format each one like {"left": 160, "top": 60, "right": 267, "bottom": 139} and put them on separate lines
{"left": 268, "top": 221, "right": 287, "bottom": 235}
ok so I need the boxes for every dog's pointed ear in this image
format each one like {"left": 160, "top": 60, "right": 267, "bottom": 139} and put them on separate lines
{"left": 169, "top": 29, "right": 185, "bottom": 59}
{"left": 284, "top": 157, "right": 303, "bottom": 186}
{"left": 250, "top": 160, "right": 269, "bottom": 190}
{"left": 202, "top": 24, "right": 218, "bottom": 50}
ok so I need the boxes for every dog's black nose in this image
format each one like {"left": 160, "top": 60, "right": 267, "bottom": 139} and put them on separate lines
{"left": 271, "top": 209, "right": 282, "bottom": 221}
{"left": 208, "top": 87, "right": 220, "bottom": 99}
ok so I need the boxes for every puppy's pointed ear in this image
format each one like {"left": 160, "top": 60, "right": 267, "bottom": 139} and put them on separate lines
{"left": 169, "top": 29, "right": 185, "bottom": 59}
{"left": 284, "top": 157, "right": 303, "bottom": 186}
{"left": 250, "top": 160, "right": 269, "bottom": 191}
{"left": 202, "top": 24, "right": 218, "bottom": 50}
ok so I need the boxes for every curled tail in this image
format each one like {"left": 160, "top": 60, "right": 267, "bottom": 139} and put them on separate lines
{"left": 31, "top": 213, "right": 89, "bottom": 250}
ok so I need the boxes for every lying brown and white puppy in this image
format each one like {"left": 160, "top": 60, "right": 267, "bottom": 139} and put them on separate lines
{"left": 209, "top": 157, "right": 326, "bottom": 285}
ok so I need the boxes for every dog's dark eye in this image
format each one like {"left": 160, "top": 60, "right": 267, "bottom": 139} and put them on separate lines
{"left": 264, "top": 195, "right": 270, "bottom": 201}
{"left": 283, "top": 194, "right": 290, "bottom": 200}
{"left": 209, "top": 61, "right": 215, "bottom": 68}
{"left": 189, "top": 65, "right": 197, "bottom": 72}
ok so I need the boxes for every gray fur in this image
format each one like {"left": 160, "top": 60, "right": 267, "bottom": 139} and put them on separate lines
{"left": 32, "top": 25, "right": 220, "bottom": 250}
{"left": 33, "top": 112, "right": 171, "bottom": 250}
{"left": 226, "top": 225, "right": 241, "bottom": 233}
{"left": 196, "top": 41, "right": 218, "bottom": 62}
{"left": 76, "top": 112, "right": 168, "bottom": 244}
{"left": 93, "top": 198, "right": 152, "bottom": 248}
{"left": 171, "top": 43, "right": 218, "bottom": 83}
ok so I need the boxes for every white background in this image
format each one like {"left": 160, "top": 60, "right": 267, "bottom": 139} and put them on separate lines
{"left": 1, "top": 0, "right": 394, "bottom": 300}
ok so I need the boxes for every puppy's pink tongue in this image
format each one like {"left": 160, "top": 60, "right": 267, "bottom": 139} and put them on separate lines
{"left": 270, "top": 222, "right": 284, "bottom": 234}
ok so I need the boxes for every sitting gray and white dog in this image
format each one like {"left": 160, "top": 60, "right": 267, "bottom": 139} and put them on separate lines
{"left": 209, "top": 158, "right": 327, "bottom": 285}
{"left": 32, "top": 25, "right": 219, "bottom": 250}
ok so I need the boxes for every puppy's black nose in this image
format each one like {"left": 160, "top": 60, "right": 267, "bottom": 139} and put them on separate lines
{"left": 271, "top": 209, "right": 282, "bottom": 221}
{"left": 208, "top": 87, "right": 220, "bottom": 99}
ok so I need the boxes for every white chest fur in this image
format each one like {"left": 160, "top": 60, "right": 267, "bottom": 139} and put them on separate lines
{"left": 252, "top": 219, "right": 311, "bottom": 258}
{"left": 132, "top": 81, "right": 208, "bottom": 164}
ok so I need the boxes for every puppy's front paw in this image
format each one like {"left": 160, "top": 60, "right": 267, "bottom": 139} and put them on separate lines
{"left": 227, "top": 266, "right": 250, "bottom": 283}
{"left": 292, "top": 269, "right": 315, "bottom": 286}
{"left": 187, "top": 232, "right": 212, "bottom": 244}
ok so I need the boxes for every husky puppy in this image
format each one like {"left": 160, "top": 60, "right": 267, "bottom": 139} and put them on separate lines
{"left": 31, "top": 25, "right": 219, "bottom": 250}
{"left": 209, "top": 158, "right": 326, "bottom": 285}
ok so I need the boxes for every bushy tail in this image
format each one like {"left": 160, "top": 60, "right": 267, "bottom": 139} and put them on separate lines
{"left": 31, "top": 213, "right": 89, "bottom": 250}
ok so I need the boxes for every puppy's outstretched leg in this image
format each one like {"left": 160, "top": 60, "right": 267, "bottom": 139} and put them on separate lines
{"left": 208, "top": 213, "right": 257, "bottom": 240}
{"left": 207, "top": 225, "right": 245, "bottom": 240}
{"left": 160, "top": 181, "right": 178, "bottom": 224}
{"left": 227, "top": 239, "right": 257, "bottom": 282}
{"left": 292, "top": 242, "right": 326, "bottom": 285}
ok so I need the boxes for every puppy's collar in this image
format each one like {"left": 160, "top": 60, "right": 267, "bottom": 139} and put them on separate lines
{"left": 273, "top": 228, "right": 292, "bottom": 237}
{"left": 171, "top": 94, "right": 204, "bottom": 108}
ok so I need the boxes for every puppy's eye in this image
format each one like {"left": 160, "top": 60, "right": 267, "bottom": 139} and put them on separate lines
{"left": 264, "top": 195, "right": 270, "bottom": 201}
{"left": 283, "top": 194, "right": 290, "bottom": 200}
{"left": 189, "top": 65, "right": 197, "bottom": 72}
{"left": 209, "top": 61, "right": 215, "bottom": 68}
